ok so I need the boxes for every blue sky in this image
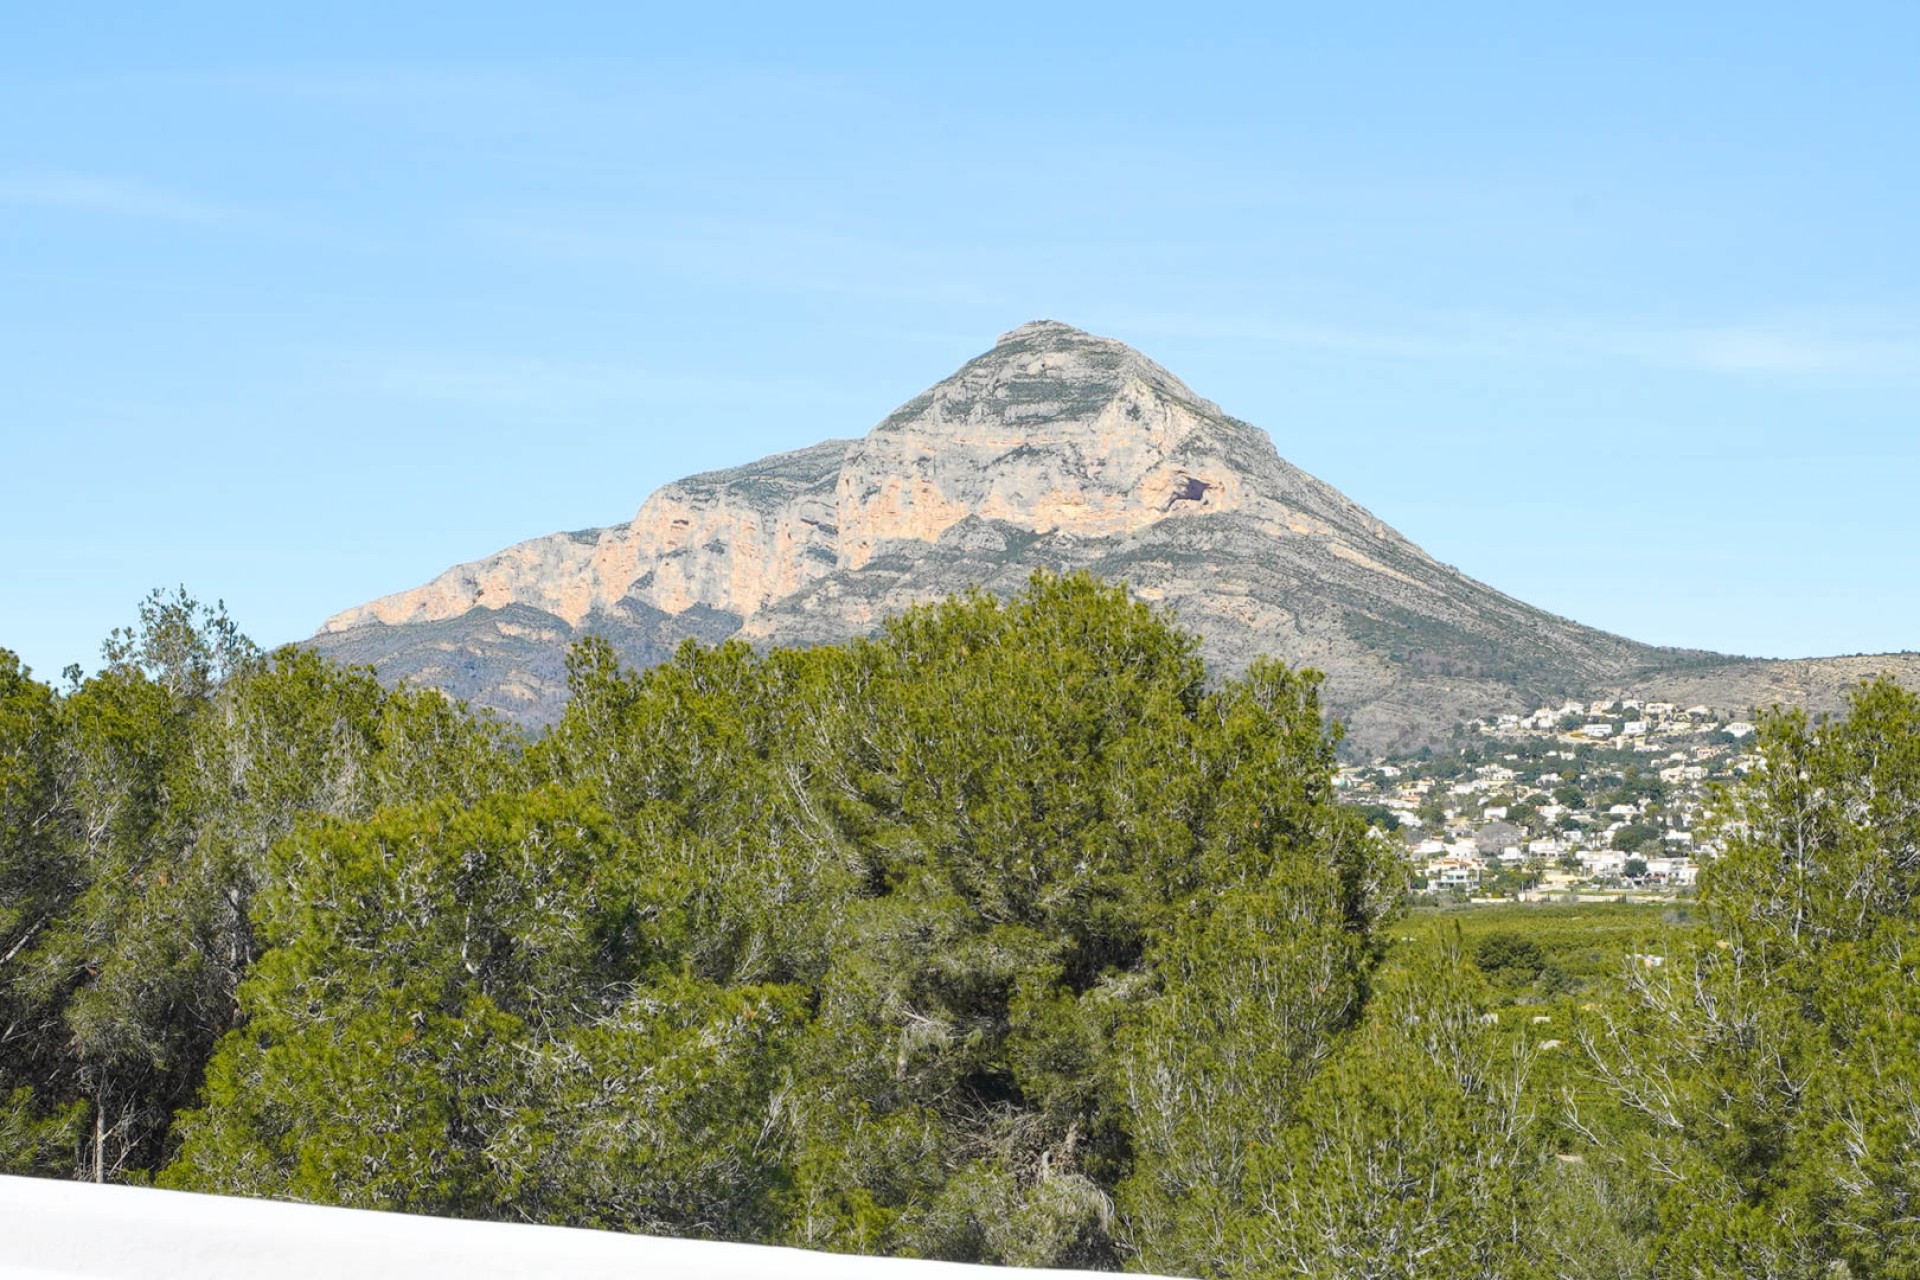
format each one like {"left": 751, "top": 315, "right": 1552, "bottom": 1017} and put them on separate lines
{"left": 4, "top": 3, "right": 1916, "bottom": 679}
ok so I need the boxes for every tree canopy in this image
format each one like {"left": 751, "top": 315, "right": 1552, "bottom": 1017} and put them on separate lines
{"left": 6, "top": 578, "right": 1918, "bottom": 1276}
{"left": 0, "top": 575, "right": 1396, "bottom": 1269}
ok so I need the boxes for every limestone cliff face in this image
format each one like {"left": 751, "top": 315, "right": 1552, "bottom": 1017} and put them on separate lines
{"left": 313, "top": 320, "right": 1913, "bottom": 750}
{"left": 833, "top": 321, "right": 1438, "bottom": 574}
{"left": 619, "top": 439, "right": 849, "bottom": 617}
{"left": 834, "top": 321, "right": 1273, "bottom": 565}
{"left": 321, "top": 439, "right": 852, "bottom": 633}
{"left": 320, "top": 528, "right": 635, "bottom": 632}
{"left": 321, "top": 321, "right": 1419, "bottom": 638}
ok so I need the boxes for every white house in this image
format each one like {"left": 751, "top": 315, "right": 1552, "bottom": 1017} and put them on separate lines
{"left": 1580, "top": 850, "right": 1627, "bottom": 876}
{"left": 1645, "top": 857, "right": 1698, "bottom": 886}
{"left": 1427, "top": 856, "right": 1482, "bottom": 891}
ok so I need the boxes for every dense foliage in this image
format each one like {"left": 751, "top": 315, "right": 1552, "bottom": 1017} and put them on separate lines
{"left": 3, "top": 576, "right": 1916, "bottom": 1276}
{"left": 1, "top": 590, "right": 516, "bottom": 1183}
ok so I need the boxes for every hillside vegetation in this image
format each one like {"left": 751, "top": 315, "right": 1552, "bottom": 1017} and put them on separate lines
{"left": 4, "top": 575, "right": 1918, "bottom": 1275}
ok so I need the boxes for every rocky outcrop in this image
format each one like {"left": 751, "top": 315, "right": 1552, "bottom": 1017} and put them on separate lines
{"left": 834, "top": 321, "right": 1351, "bottom": 563}
{"left": 319, "top": 323, "right": 1410, "bottom": 635}
{"left": 312, "top": 320, "right": 1916, "bottom": 751}
{"left": 321, "top": 438, "right": 853, "bottom": 632}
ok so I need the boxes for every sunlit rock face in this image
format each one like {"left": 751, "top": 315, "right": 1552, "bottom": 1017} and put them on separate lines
{"left": 315, "top": 320, "right": 1889, "bottom": 752}
{"left": 835, "top": 321, "right": 1265, "bottom": 565}
{"left": 318, "top": 437, "right": 852, "bottom": 632}
{"left": 320, "top": 322, "right": 1407, "bottom": 633}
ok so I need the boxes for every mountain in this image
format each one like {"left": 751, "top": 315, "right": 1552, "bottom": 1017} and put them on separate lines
{"left": 312, "top": 321, "right": 1918, "bottom": 753}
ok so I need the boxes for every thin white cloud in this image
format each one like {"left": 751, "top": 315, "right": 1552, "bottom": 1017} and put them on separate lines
{"left": 319, "top": 350, "right": 849, "bottom": 415}
{"left": 0, "top": 173, "right": 244, "bottom": 226}
{"left": 0, "top": 172, "right": 405, "bottom": 253}
{"left": 182, "top": 63, "right": 875, "bottom": 138}
{"left": 1104, "top": 310, "right": 1523, "bottom": 362}
{"left": 1110, "top": 307, "right": 1920, "bottom": 383}
{"left": 1650, "top": 323, "right": 1920, "bottom": 378}
{"left": 469, "top": 214, "right": 1017, "bottom": 309}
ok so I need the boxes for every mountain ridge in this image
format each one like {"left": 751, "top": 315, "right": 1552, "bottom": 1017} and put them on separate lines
{"left": 312, "top": 321, "right": 1917, "bottom": 752}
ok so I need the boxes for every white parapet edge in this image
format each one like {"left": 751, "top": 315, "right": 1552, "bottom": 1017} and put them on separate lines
{"left": 0, "top": 1175, "right": 1162, "bottom": 1280}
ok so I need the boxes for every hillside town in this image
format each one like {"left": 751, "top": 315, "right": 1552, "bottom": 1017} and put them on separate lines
{"left": 1338, "top": 698, "right": 1762, "bottom": 900}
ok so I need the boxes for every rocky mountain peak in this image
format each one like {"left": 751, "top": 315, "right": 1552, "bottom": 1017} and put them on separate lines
{"left": 316, "top": 321, "right": 1915, "bottom": 752}
{"left": 321, "top": 322, "right": 1398, "bottom": 639}
{"left": 995, "top": 318, "right": 1081, "bottom": 343}
{"left": 836, "top": 320, "right": 1297, "bottom": 569}
{"left": 879, "top": 319, "right": 1220, "bottom": 436}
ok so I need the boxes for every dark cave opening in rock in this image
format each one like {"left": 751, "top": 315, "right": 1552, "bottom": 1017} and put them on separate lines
{"left": 1168, "top": 475, "right": 1212, "bottom": 507}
